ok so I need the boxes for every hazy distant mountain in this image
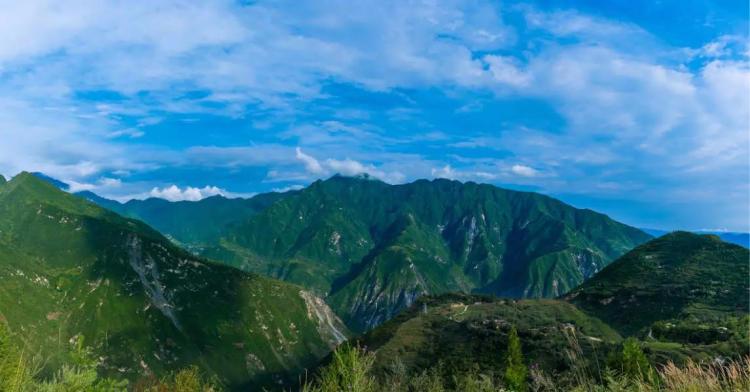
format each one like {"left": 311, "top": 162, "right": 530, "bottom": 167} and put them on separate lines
{"left": 0, "top": 173, "right": 346, "bottom": 389}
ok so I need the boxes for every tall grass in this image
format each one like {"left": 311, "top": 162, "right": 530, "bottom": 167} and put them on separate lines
{"left": 302, "top": 337, "right": 750, "bottom": 392}
{"left": 2, "top": 319, "right": 747, "bottom": 392}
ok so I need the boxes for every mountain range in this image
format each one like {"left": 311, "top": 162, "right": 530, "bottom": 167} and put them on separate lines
{"left": 72, "top": 174, "right": 651, "bottom": 331}
{"left": 2, "top": 171, "right": 746, "bottom": 390}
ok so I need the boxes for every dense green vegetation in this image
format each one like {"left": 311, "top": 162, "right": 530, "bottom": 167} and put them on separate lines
{"left": 4, "top": 173, "right": 746, "bottom": 391}
{"left": 203, "top": 175, "right": 651, "bottom": 331}
{"left": 72, "top": 174, "right": 650, "bottom": 332}
{"left": 356, "top": 294, "right": 621, "bottom": 385}
{"left": 0, "top": 173, "right": 346, "bottom": 390}
{"left": 75, "top": 190, "right": 288, "bottom": 249}
{"left": 568, "top": 231, "right": 749, "bottom": 363}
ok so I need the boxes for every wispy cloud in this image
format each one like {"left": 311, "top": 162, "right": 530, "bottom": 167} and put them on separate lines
{"left": 0, "top": 0, "right": 747, "bottom": 230}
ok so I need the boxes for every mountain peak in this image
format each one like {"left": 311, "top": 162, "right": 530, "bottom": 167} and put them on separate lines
{"left": 326, "top": 173, "right": 385, "bottom": 183}
{"left": 0, "top": 174, "right": 5, "bottom": 185}
{"left": 6, "top": 171, "right": 61, "bottom": 193}
{"left": 29, "top": 172, "right": 70, "bottom": 190}
{"left": 648, "top": 230, "right": 730, "bottom": 250}
{"left": 568, "top": 230, "right": 748, "bottom": 335}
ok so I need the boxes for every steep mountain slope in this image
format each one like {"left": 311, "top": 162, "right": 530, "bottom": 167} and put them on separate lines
{"left": 567, "top": 232, "right": 749, "bottom": 360}
{"left": 357, "top": 294, "right": 620, "bottom": 381}
{"left": 0, "top": 173, "right": 346, "bottom": 389}
{"left": 212, "top": 175, "right": 651, "bottom": 331}
{"left": 76, "top": 191, "right": 289, "bottom": 248}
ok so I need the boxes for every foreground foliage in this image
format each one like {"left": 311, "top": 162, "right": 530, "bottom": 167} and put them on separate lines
{"left": 304, "top": 341, "right": 750, "bottom": 392}
{"left": 0, "top": 322, "right": 220, "bottom": 392}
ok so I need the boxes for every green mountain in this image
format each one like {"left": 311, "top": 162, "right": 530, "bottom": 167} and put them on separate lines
{"left": 641, "top": 227, "right": 749, "bottom": 248}
{"left": 0, "top": 173, "right": 347, "bottom": 389}
{"left": 350, "top": 233, "right": 748, "bottom": 383}
{"left": 357, "top": 293, "right": 621, "bottom": 382}
{"left": 75, "top": 191, "right": 289, "bottom": 249}
{"left": 210, "top": 175, "right": 651, "bottom": 331}
{"left": 567, "top": 231, "right": 749, "bottom": 360}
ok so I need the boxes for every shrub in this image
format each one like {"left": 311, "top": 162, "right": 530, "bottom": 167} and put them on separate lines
{"left": 619, "top": 338, "right": 655, "bottom": 382}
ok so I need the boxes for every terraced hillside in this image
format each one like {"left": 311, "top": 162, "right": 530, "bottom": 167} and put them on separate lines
{"left": 0, "top": 173, "right": 347, "bottom": 390}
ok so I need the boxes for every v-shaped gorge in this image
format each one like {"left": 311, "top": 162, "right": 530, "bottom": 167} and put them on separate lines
{"left": 0, "top": 173, "right": 347, "bottom": 389}
{"left": 193, "top": 175, "right": 652, "bottom": 332}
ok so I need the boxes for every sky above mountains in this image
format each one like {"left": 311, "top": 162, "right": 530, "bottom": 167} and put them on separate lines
{"left": 0, "top": 0, "right": 748, "bottom": 231}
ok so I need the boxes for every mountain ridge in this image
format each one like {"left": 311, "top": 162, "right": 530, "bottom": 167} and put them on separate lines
{"left": 213, "top": 175, "right": 652, "bottom": 331}
{"left": 0, "top": 172, "right": 347, "bottom": 389}
{"left": 29, "top": 172, "right": 652, "bottom": 331}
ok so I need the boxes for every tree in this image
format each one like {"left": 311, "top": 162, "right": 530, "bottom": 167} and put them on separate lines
{"left": 619, "top": 338, "right": 654, "bottom": 382}
{"left": 504, "top": 326, "right": 528, "bottom": 392}
{"left": 303, "top": 344, "right": 376, "bottom": 392}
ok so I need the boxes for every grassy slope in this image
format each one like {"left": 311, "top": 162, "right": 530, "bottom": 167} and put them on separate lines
{"left": 358, "top": 293, "right": 620, "bottom": 380}
{"left": 0, "top": 173, "right": 347, "bottom": 390}
{"left": 566, "top": 231, "right": 749, "bottom": 362}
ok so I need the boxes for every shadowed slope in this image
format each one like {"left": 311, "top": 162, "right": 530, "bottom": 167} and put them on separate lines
{"left": 0, "top": 173, "right": 347, "bottom": 389}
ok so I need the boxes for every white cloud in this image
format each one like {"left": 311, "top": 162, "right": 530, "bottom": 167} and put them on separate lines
{"left": 107, "top": 128, "right": 144, "bottom": 139}
{"left": 511, "top": 164, "right": 538, "bottom": 177}
{"left": 484, "top": 55, "right": 531, "bottom": 87}
{"left": 431, "top": 164, "right": 498, "bottom": 182}
{"left": 149, "top": 185, "right": 224, "bottom": 202}
{"left": 66, "top": 176, "right": 122, "bottom": 193}
{"left": 272, "top": 184, "right": 304, "bottom": 193}
{"left": 295, "top": 147, "right": 324, "bottom": 174}
{"left": 0, "top": 1, "right": 747, "bottom": 229}
{"left": 292, "top": 147, "right": 406, "bottom": 183}
{"left": 98, "top": 177, "right": 122, "bottom": 187}
{"left": 326, "top": 158, "right": 405, "bottom": 183}
{"left": 431, "top": 165, "right": 456, "bottom": 179}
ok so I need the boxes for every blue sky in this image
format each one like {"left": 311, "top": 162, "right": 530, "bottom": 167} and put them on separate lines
{"left": 0, "top": 0, "right": 748, "bottom": 231}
